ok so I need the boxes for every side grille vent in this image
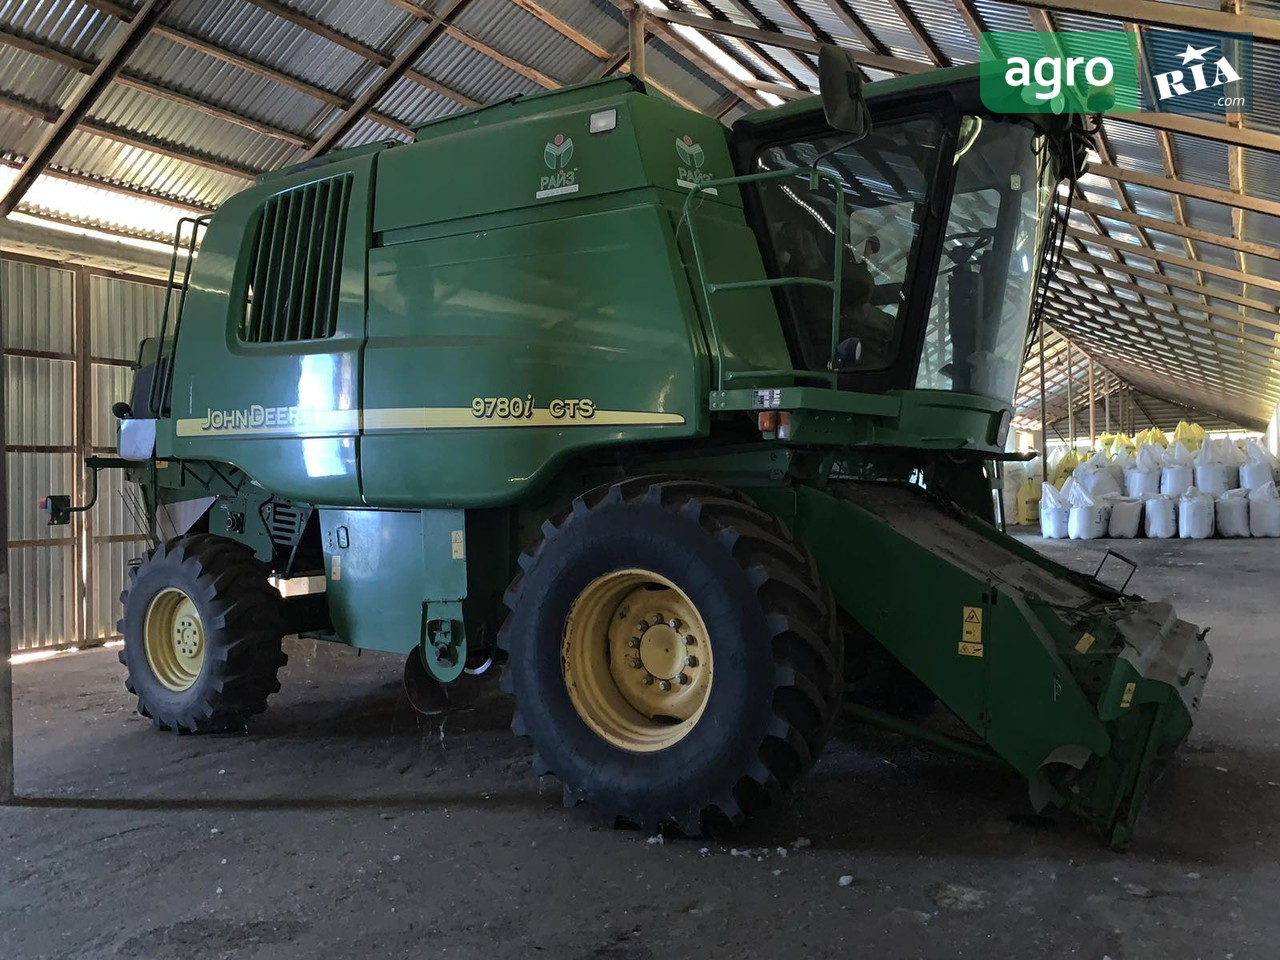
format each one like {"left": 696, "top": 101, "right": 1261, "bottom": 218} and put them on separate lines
{"left": 241, "top": 175, "right": 352, "bottom": 343}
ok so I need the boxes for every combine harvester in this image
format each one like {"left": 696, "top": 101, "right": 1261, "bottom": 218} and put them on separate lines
{"left": 47, "top": 48, "right": 1210, "bottom": 846}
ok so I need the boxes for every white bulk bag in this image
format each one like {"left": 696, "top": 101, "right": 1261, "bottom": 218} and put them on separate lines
{"left": 1074, "top": 452, "right": 1121, "bottom": 499}
{"left": 1105, "top": 496, "right": 1143, "bottom": 539}
{"left": 1178, "top": 487, "right": 1214, "bottom": 539}
{"left": 1216, "top": 489, "right": 1250, "bottom": 538}
{"left": 1067, "top": 484, "right": 1109, "bottom": 540}
{"left": 1248, "top": 481, "right": 1280, "bottom": 538}
{"left": 1040, "top": 481, "right": 1069, "bottom": 539}
{"left": 1126, "top": 444, "right": 1162, "bottom": 498}
{"left": 1240, "top": 440, "right": 1279, "bottom": 492}
{"left": 1161, "top": 441, "right": 1196, "bottom": 497}
{"left": 1145, "top": 495, "right": 1177, "bottom": 538}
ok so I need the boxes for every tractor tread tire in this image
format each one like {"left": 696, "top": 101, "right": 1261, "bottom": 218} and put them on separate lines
{"left": 498, "top": 476, "right": 843, "bottom": 835}
{"left": 119, "top": 533, "right": 286, "bottom": 734}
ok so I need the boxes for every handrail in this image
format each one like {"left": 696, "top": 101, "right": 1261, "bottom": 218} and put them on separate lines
{"left": 148, "top": 215, "right": 210, "bottom": 417}
{"left": 681, "top": 167, "right": 848, "bottom": 392}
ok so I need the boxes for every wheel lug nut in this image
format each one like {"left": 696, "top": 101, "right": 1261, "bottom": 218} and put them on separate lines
{"left": 668, "top": 618, "right": 680, "bottom": 629}
{"left": 628, "top": 638, "right": 640, "bottom": 649}
{"left": 642, "top": 675, "right": 654, "bottom": 686}
{"left": 636, "top": 620, "right": 649, "bottom": 632}
{"left": 658, "top": 680, "right": 671, "bottom": 691}
{"left": 628, "top": 658, "right": 643, "bottom": 669}
{"left": 685, "top": 655, "right": 697, "bottom": 667}
{"left": 676, "top": 673, "right": 689, "bottom": 685}
{"left": 681, "top": 635, "right": 695, "bottom": 646}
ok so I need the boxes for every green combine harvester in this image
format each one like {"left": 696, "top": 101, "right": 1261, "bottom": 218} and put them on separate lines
{"left": 47, "top": 48, "right": 1209, "bottom": 845}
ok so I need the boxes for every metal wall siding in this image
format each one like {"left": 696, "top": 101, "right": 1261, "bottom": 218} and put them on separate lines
{"left": 88, "top": 274, "right": 165, "bottom": 361}
{"left": 9, "top": 545, "right": 75, "bottom": 651}
{"left": 6, "top": 451, "right": 73, "bottom": 543}
{"left": 1, "top": 259, "right": 74, "bottom": 353}
{"left": 88, "top": 540, "right": 140, "bottom": 640}
{"left": 94, "top": 462, "right": 148, "bottom": 540}
{"left": 90, "top": 364, "right": 130, "bottom": 449}
{"left": 6, "top": 355, "right": 74, "bottom": 446}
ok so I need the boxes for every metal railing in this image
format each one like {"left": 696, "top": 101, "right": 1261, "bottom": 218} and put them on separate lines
{"left": 148, "top": 215, "right": 211, "bottom": 417}
{"left": 681, "top": 167, "right": 848, "bottom": 392}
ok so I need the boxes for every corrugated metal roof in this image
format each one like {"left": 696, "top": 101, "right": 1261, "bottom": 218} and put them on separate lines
{"left": 0, "top": 0, "right": 121, "bottom": 59}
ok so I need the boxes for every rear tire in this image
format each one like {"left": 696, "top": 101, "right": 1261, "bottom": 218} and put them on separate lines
{"left": 498, "top": 477, "right": 843, "bottom": 834}
{"left": 119, "top": 534, "right": 286, "bottom": 733}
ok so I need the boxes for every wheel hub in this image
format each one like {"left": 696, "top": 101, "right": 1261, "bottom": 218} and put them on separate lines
{"left": 562, "top": 569, "right": 713, "bottom": 753}
{"left": 638, "top": 620, "right": 687, "bottom": 680}
{"left": 143, "top": 587, "right": 206, "bottom": 692}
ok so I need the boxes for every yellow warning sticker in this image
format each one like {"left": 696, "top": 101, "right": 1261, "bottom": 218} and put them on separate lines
{"left": 1120, "top": 681, "right": 1136, "bottom": 709}
{"left": 451, "top": 529, "right": 466, "bottom": 560}
{"left": 960, "top": 606, "right": 984, "bottom": 653}
{"left": 1075, "top": 632, "right": 1096, "bottom": 654}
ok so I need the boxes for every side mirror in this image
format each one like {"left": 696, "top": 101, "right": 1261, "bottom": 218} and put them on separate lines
{"left": 818, "top": 45, "right": 869, "bottom": 137}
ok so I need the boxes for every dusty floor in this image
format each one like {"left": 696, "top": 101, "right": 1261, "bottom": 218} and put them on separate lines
{"left": 2, "top": 534, "right": 1275, "bottom": 959}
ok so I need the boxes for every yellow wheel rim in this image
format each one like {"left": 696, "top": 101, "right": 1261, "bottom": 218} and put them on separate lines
{"left": 562, "top": 569, "right": 713, "bottom": 753}
{"left": 143, "top": 587, "right": 206, "bottom": 692}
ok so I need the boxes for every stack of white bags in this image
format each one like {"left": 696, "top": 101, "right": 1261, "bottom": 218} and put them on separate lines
{"left": 1041, "top": 439, "right": 1280, "bottom": 540}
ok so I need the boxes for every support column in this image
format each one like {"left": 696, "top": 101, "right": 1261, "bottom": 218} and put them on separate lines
{"left": 628, "top": 6, "right": 647, "bottom": 82}
{"left": 0, "top": 291, "right": 11, "bottom": 803}
{"left": 1038, "top": 321, "right": 1048, "bottom": 484}
{"left": 1065, "top": 341, "right": 1074, "bottom": 448}
{"left": 1104, "top": 370, "right": 1111, "bottom": 434}
{"left": 1088, "top": 358, "right": 1096, "bottom": 446}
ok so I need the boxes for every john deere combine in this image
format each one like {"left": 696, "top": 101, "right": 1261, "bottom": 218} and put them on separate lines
{"left": 48, "top": 48, "right": 1209, "bottom": 845}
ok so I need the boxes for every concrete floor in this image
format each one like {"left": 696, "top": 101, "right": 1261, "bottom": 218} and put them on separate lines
{"left": 2, "top": 535, "right": 1275, "bottom": 959}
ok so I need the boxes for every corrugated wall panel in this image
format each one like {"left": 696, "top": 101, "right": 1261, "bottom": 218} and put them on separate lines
{"left": 1, "top": 260, "right": 73, "bottom": 353}
{"left": 88, "top": 274, "right": 165, "bottom": 361}
{"left": 89, "top": 540, "right": 141, "bottom": 641}
{"left": 5, "top": 354, "right": 74, "bottom": 446}
{"left": 3, "top": 256, "right": 78, "bottom": 651}
{"left": 6, "top": 451, "right": 74, "bottom": 543}
{"left": 9, "top": 546, "right": 75, "bottom": 652}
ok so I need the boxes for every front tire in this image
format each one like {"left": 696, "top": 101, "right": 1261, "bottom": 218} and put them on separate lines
{"left": 498, "top": 477, "right": 843, "bottom": 834}
{"left": 119, "top": 534, "right": 286, "bottom": 733}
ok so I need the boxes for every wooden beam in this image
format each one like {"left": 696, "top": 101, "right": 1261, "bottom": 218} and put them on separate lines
{"left": 513, "top": 0, "right": 611, "bottom": 59}
{"left": 641, "top": 6, "right": 929, "bottom": 75}
{"left": 0, "top": 92, "right": 257, "bottom": 181}
{"left": 1068, "top": 227, "right": 1280, "bottom": 293}
{"left": 1073, "top": 199, "right": 1280, "bottom": 261}
{"left": 1114, "top": 112, "right": 1280, "bottom": 154}
{"left": 638, "top": 15, "right": 764, "bottom": 110}
{"left": 58, "top": 2, "right": 418, "bottom": 135}
{"left": 1008, "top": 0, "right": 1280, "bottom": 45}
{"left": 305, "top": 0, "right": 472, "bottom": 159}
{"left": 1062, "top": 249, "right": 1279, "bottom": 313}
{"left": 885, "top": 0, "right": 949, "bottom": 66}
{"left": 1052, "top": 266, "right": 1280, "bottom": 337}
{"left": 0, "top": 0, "right": 174, "bottom": 217}
{"left": 0, "top": 157, "right": 213, "bottom": 214}
{"left": 1091, "top": 162, "right": 1280, "bottom": 219}
{"left": 0, "top": 30, "right": 316, "bottom": 148}
{"left": 387, "top": 0, "right": 561, "bottom": 89}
